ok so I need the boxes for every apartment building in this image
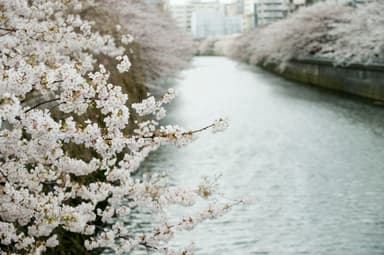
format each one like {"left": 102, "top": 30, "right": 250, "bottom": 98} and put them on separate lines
{"left": 254, "top": 0, "right": 315, "bottom": 26}
{"left": 168, "top": 0, "right": 221, "bottom": 33}
{"left": 191, "top": 10, "right": 242, "bottom": 39}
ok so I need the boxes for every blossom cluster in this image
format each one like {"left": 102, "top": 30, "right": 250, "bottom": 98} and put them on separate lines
{"left": 0, "top": 1, "right": 234, "bottom": 254}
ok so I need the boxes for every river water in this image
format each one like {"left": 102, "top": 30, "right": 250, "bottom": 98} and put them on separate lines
{"left": 137, "top": 57, "right": 384, "bottom": 255}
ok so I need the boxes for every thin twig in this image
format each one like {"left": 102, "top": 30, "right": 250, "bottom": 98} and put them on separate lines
{"left": 141, "top": 123, "right": 215, "bottom": 140}
{"left": 188, "top": 123, "right": 215, "bottom": 135}
{"left": 139, "top": 242, "right": 158, "bottom": 251}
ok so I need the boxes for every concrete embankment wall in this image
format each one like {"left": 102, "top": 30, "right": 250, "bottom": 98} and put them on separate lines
{"left": 262, "top": 57, "right": 384, "bottom": 102}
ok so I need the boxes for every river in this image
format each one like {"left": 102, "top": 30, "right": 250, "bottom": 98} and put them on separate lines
{"left": 136, "top": 57, "right": 384, "bottom": 255}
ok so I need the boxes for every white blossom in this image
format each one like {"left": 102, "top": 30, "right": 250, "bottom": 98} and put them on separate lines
{"left": 212, "top": 118, "right": 229, "bottom": 133}
{"left": 121, "top": 34, "right": 134, "bottom": 44}
{"left": 116, "top": 55, "right": 131, "bottom": 73}
{"left": 132, "top": 96, "right": 157, "bottom": 116}
{"left": 45, "top": 235, "right": 59, "bottom": 248}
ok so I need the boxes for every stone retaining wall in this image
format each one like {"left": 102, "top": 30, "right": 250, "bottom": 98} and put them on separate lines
{"left": 262, "top": 57, "right": 384, "bottom": 101}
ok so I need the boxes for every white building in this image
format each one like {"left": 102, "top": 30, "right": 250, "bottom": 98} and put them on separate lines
{"left": 167, "top": 0, "right": 221, "bottom": 34}
{"left": 254, "top": 0, "right": 289, "bottom": 25}
{"left": 254, "top": 0, "right": 311, "bottom": 26}
{"left": 167, "top": 5, "right": 194, "bottom": 32}
{"left": 224, "top": 2, "right": 240, "bottom": 16}
{"left": 191, "top": 0, "right": 221, "bottom": 11}
{"left": 242, "top": 0, "right": 256, "bottom": 31}
{"left": 191, "top": 10, "right": 242, "bottom": 39}
{"left": 240, "top": 0, "right": 368, "bottom": 29}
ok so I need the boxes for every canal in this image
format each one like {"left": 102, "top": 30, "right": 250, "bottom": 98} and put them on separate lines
{"left": 137, "top": 56, "right": 384, "bottom": 255}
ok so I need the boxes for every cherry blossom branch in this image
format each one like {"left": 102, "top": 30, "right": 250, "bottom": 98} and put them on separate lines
{"left": 24, "top": 98, "right": 60, "bottom": 113}
{"left": 24, "top": 94, "right": 103, "bottom": 113}
{"left": 187, "top": 123, "right": 215, "bottom": 135}
{"left": 0, "top": 31, "right": 12, "bottom": 37}
{"left": 0, "top": 27, "right": 17, "bottom": 33}
{"left": 0, "top": 1, "right": 233, "bottom": 254}
{"left": 0, "top": 27, "right": 18, "bottom": 37}
{"left": 139, "top": 242, "right": 158, "bottom": 251}
{"left": 141, "top": 123, "right": 215, "bottom": 140}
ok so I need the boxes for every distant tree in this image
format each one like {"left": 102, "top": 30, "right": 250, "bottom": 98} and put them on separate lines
{"left": 230, "top": 0, "right": 383, "bottom": 67}
{"left": 326, "top": 0, "right": 384, "bottom": 65}
{"left": 196, "top": 36, "right": 238, "bottom": 56}
{"left": 230, "top": 2, "right": 351, "bottom": 67}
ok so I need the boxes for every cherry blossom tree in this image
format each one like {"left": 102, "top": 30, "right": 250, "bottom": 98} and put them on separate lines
{"left": 196, "top": 35, "right": 238, "bottom": 56}
{"left": 230, "top": 0, "right": 383, "bottom": 67}
{"left": 325, "top": 0, "right": 384, "bottom": 65}
{"left": 0, "top": 1, "right": 235, "bottom": 254}
{"left": 100, "top": 0, "right": 194, "bottom": 83}
{"left": 231, "top": 2, "right": 351, "bottom": 67}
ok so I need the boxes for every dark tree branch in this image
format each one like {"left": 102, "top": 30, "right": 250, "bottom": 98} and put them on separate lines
{"left": 0, "top": 27, "right": 17, "bottom": 32}
{"left": 24, "top": 98, "right": 60, "bottom": 113}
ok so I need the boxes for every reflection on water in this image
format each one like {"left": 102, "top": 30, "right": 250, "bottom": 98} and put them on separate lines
{"left": 136, "top": 57, "right": 384, "bottom": 255}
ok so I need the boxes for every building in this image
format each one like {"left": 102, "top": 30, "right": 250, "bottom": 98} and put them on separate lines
{"left": 191, "top": 0, "right": 221, "bottom": 11}
{"left": 167, "top": 0, "right": 221, "bottom": 33}
{"left": 246, "top": 0, "right": 367, "bottom": 28}
{"left": 242, "top": 0, "right": 256, "bottom": 31}
{"left": 167, "top": 4, "right": 194, "bottom": 32}
{"left": 254, "top": 0, "right": 312, "bottom": 26}
{"left": 224, "top": 2, "right": 240, "bottom": 16}
{"left": 191, "top": 10, "right": 242, "bottom": 39}
{"left": 236, "top": 0, "right": 245, "bottom": 14}
{"left": 254, "top": 0, "right": 288, "bottom": 26}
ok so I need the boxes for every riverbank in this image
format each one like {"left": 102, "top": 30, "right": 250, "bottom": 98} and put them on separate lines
{"left": 224, "top": 1, "right": 384, "bottom": 102}
{"left": 195, "top": 35, "right": 384, "bottom": 102}
{"left": 195, "top": 41, "right": 384, "bottom": 102}
{"left": 261, "top": 57, "right": 384, "bottom": 102}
